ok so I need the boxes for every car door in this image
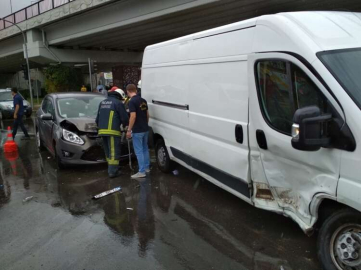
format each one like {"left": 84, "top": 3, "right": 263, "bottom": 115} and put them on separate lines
{"left": 248, "top": 53, "right": 343, "bottom": 224}
{"left": 42, "top": 98, "right": 56, "bottom": 153}
{"left": 38, "top": 99, "right": 49, "bottom": 147}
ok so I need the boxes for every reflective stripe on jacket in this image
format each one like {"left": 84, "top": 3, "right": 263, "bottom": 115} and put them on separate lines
{"left": 96, "top": 95, "right": 129, "bottom": 136}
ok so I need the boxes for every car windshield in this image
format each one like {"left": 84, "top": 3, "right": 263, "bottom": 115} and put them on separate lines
{"left": 318, "top": 48, "right": 361, "bottom": 109}
{"left": 57, "top": 96, "right": 105, "bottom": 118}
{"left": 0, "top": 91, "right": 13, "bottom": 101}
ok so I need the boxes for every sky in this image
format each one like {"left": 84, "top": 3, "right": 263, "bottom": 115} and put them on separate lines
{"left": 0, "top": 0, "right": 38, "bottom": 18}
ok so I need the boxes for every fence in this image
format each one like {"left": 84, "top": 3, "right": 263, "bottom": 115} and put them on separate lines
{"left": 0, "top": 0, "right": 76, "bottom": 30}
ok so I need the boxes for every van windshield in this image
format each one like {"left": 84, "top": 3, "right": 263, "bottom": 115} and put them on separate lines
{"left": 318, "top": 48, "right": 361, "bottom": 109}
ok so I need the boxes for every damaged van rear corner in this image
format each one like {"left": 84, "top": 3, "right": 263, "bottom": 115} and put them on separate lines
{"left": 142, "top": 11, "right": 361, "bottom": 270}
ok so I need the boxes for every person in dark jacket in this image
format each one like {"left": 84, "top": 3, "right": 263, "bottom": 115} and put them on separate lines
{"left": 11, "top": 88, "right": 30, "bottom": 140}
{"left": 96, "top": 90, "right": 129, "bottom": 178}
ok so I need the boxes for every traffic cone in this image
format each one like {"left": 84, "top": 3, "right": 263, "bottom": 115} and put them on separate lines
{"left": 4, "top": 150, "right": 18, "bottom": 176}
{"left": 3, "top": 126, "right": 18, "bottom": 153}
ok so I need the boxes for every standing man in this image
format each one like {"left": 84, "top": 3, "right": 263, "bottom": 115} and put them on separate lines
{"left": 126, "top": 84, "right": 150, "bottom": 179}
{"left": 96, "top": 90, "right": 129, "bottom": 178}
{"left": 11, "top": 88, "right": 30, "bottom": 140}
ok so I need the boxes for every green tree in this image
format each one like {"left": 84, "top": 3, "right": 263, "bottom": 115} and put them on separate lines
{"left": 44, "top": 65, "right": 83, "bottom": 93}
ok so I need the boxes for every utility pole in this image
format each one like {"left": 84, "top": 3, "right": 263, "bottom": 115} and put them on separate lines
{"left": 9, "top": 0, "right": 13, "bottom": 13}
{"left": 36, "top": 68, "right": 39, "bottom": 105}
{"left": 88, "top": 58, "right": 93, "bottom": 91}
{"left": 0, "top": 18, "right": 34, "bottom": 109}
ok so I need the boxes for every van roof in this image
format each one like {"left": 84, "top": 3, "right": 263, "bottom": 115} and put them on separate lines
{"left": 265, "top": 11, "right": 361, "bottom": 51}
{"left": 145, "top": 11, "right": 361, "bottom": 52}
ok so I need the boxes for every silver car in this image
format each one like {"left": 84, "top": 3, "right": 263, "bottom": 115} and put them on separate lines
{"left": 0, "top": 89, "right": 33, "bottom": 119}
{"left": 35, "top": 92, "right": 133, "bottom": 169}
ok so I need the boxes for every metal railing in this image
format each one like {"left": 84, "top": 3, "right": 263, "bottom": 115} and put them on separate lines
{"left": 0, "top": 0, "right": 76, "bottom": 30}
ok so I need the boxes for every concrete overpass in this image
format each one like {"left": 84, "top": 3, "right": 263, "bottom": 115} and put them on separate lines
{"left": 1, "top": 0, "right": 361, "bottom": 74}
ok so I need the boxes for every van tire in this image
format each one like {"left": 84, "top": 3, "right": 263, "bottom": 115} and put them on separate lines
{"left": 155, "top": 139, "right": 175, "bottom": 173}
{"left": 317, "top": 208, "right": 361, "bottom": 270}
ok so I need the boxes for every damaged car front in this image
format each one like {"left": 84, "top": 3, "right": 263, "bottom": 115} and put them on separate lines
{"left": 36, "top": 93, "right": 126, "bottom": 168}
{"left": 57, "top": 118, "right": 106, "bottom": 166}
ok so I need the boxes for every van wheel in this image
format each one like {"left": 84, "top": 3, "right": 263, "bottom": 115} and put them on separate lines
{"left": 318, "top": 208, "right": 361, "bottom": 270}
{"left": 155, "top": 139, "right": 174, "bottom": 173}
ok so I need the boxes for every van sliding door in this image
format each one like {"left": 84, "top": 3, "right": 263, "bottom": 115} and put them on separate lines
{"left": 187, "top": 60, "right": 251, "bottom": 201}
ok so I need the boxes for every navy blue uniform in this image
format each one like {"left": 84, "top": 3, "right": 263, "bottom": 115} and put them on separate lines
{"left": 13, "top": 94, "right": 24, "bottom": 115}
{"left": 128, "top": 95, "right": 148, "bottom": 133}
{"left": 96, "top": 93, "right": 129, "bottom": 176}
{"left": 12, "top": 93, "right": 29, "bottom": 139}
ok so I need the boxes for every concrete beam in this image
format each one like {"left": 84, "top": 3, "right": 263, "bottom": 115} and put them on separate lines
{"left": 0, "top": 0, "right": 118, "bottom": 41}
{"left": 27, "top": 45, "right": 143, "bottom": 65}
{"left": 45, "top": 0, "right": 219, "bottom": 45}
{"left": 52, "top": 48, "right": 143, "bottom": 63}
{"left": 23, "top": 28, "right": 142, "bottom": 64}
{"left": 0, "top": 35, "right": 24, "bottom": 59}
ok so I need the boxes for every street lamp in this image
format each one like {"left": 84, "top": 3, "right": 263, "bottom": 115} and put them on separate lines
{"left": 0, "top": 18, "right": 34, "bottom": 110}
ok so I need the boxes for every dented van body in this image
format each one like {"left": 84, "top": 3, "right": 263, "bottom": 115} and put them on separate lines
{"left": 142, "top": 12, "right": 361, "bottom": 270}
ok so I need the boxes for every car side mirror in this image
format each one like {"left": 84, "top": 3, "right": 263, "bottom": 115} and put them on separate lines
{"left": 291, "top": 106, "right": 332, "bottom": 151}
{"left": 41, "top": 113, "right": 53, "bottom": 121}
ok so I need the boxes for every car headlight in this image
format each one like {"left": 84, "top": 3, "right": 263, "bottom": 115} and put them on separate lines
{"left": 62, "top": 129, "right": 84, "bottom": 145}
{"left": 5, "top": 105, "right": 12, "bottom": 109}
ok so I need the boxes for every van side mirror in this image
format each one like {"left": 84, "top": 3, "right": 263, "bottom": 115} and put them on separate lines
{"left": 41, "top": 113, "right": 53, "bottom": 121}
{"left": 291, "top": 106, "right": 332, "bottom": 151}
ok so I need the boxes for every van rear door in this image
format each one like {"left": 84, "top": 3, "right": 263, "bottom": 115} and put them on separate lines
{"left": 248, "top": 53, "right": 343, "bottom": 225}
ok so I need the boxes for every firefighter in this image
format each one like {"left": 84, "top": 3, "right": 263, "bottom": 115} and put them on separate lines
{"left": 96, "top": 90, "right": 129, "bottom": 178}
{"left": 109, "top": 87, "right": 130, "bottom": 112}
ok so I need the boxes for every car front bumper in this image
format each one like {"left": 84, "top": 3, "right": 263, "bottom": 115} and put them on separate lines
{"left": 56, "top": 135, "right": 133, "bottom": 165}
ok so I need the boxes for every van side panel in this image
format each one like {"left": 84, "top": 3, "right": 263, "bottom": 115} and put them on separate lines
{"left": 142, "top": 64, "right": 190, "bottom": 155}
{"left": 143, "top": 40, "right": 192, "bottom": 66}
{"left": 188, "top": 28, "right": 254, "bottom": 60}
{"left": 143, "top": 27, "right": 255, "bottom": 200}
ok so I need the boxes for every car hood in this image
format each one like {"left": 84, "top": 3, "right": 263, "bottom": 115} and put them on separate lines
{"left": 0, "top": 101, "right": 13, "bottom": 108}
{"left": 60, "top": 118, "right": 98, "bottom": 133}
{"left": 0, "top": 100, "right": 30, "bottom": 108}
{"left": 23, "top": 100, "right": 30, "bottom": 107}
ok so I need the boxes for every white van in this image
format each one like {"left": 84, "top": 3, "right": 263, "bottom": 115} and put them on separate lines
{"left": 142, "top": 11, "right": 361, "bottom": 270}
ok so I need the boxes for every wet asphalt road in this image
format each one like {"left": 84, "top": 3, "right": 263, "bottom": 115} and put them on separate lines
{"left": 0, "top": 117, "right": 322, "bottom": 270}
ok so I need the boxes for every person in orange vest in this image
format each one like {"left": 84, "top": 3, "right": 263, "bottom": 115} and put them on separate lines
{"left": 81, "top": 85, "right": 87, "bottom": 92}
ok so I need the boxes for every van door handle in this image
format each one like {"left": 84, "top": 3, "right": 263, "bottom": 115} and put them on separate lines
{"left": 256, "top": 130, "right": 268, "bottom": 150}
{"left": 235, "top": 125, "right": 243, "bottom": 144}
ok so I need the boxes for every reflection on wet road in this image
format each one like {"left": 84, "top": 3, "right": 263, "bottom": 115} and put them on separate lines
{"left": 0, "top": 118, "right": 321, "bottom": 270}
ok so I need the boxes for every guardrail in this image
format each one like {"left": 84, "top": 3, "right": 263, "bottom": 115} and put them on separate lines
{"left": 0, "top": 0, "right": 76, "bottom": 30}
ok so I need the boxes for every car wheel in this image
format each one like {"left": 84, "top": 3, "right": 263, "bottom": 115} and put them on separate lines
{"left": 155, "top": 139, "right": 175, "bottom": 173}
{"left": 36, "top": 129, "right": 45, "bottom": 151}
{"left": 318, "top": 208, "right": 361, "bottom": 270}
